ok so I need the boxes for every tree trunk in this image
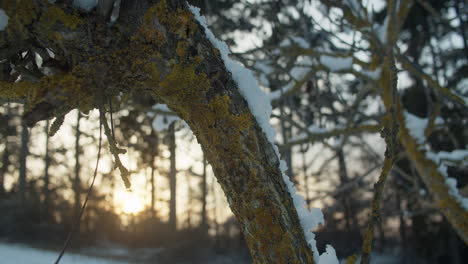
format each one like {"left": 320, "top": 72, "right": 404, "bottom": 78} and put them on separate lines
{"left": 19, "top": 119, "right": 29, "bottom": 204}
{"left": 396, "top": 188, "right": 407, "bottom": 264}
{"left": 212, "top": 175, "right": 220, "bottom": 248}
{"left": 73, "top": 111, "right": 82, "bottom": 232}
{"left": 150, "top": 157, "right": 156, "bottom": 219}
{"left": 300, "top": 145, "right": 310, "bottom": 209}
{"left": 279, "top": 95, "right": 294, "bottom": 182}
{"left": 201, "top": 152, "right": 208, "bottom": 231}
{"left": 0, "top": 103, "right": 11, "bottom": 196}
{"left": 0, "top": 141, "right": 8, "bottom": 196}
{"left": 43, "top": 120, "right": 51, "bottom": 221}
{"left": 1, "top": 1, "right": 318, "bottom": 262}
{"left": 337, "top": 148, "right": 359, "bottom": 231}
{"left": 168, "top": 122, "right": 177, "bottom": 231}
{"left": 185, "top": 172, "right": 192, "bottom": 229}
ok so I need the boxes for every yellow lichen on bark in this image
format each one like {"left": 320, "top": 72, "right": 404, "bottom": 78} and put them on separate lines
{"left": 0, "top": 72, "right": 89, "bottom": 113}
{"left": 151, "top": 0, "right": 198, "bottom": 39}
{"left": 2, "top": 0, "right": 82, "bottom": 42}
{"left": 0, "top": 1, "right": 321, "bottom": 262}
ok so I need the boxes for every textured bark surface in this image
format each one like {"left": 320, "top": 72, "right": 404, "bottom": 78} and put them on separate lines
{"left": 378, "top": 64, "right": 468, "bottom": 245}
{"left": 19, "top": 120, "right": 29, "bottom": 204}
{"left": 369, "top": 0, "right": 468, "bottom": 245}
{"left": 394, "top": 103, "right": 468, "bottom": 244}
{"left": 0, "top": 0, "right": 316, "bottom": 262}
{"left": 168, "top": 122, "right": 177, "bottom": 231}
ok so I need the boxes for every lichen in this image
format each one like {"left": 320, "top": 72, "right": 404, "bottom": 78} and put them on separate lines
{"left": 151, "top": 0, "right": 198, "bottom": 39}
{"left": 1, "top": 1, "right": 82, "bottom": 42}
{"left": 38, "top": 5, "right": 82, "bottom": 31}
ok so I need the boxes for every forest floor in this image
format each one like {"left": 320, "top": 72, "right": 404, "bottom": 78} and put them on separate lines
{"left": 0, "top": 242, "right": 250, "bottom": 264}
{"left": 0, "top": 242, "right": 403, "bottom": 264}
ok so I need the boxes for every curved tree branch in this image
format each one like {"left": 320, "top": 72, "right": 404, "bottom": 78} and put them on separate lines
{"left": 0, "top": 0, "right": 319, "bottom": 262}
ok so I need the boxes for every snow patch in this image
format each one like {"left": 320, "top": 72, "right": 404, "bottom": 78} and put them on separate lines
{"left": 375, "top": 16, "right": 389, "bottom": 43}
{"left": 362, "top": 67, "right": 382, "bottom": 80}
{"left": 288, "top": 124, "right": 336, "bottom": 143}
{"left": 291, "top": 56, "right": 314, "bottom": 79}
{"left": 404, "top": 112, "right": 427, "bottom": 145}
{"left": 73, "top": 0, "right": 98, "bottom": 12}
{"left": 318, "top": 245, "right": 339, "bottom": 264}
{"left": 319, "top": 55, "right": 353, "bottom": 71}
{"left": 254, "top": 61, "right": 274, "bottom": 75}
{"left": 347, "top": 0, "right": 365, "bottom": 18}
{"left": 279, "top": 37, "right": 310, "bottom": 49}
{"left": 0, "top": 9, "right": 8, "bottom": 31}
{"left": 151, "top": 104, "right": 179, "bottom": 132}
{"left": 0, "top": 243, "right": 129, "bottom": 264}
{"left": 268, "top": 83, "right": 294, "bottom": 102}
{"left": 426, "top": 150, "right": 468, "bottom": 210}
{"left": 189, "top": 5, "right": 335, "bottom": 261}
{"left": 189, "top": 5, "right": 275, "bottom": 143}
{"left": 404, "top": 112, "right": 467, "bottom": 211}
{"left": 267, "top": 55, "right": 313, "bottom": 101}
{"left": 110, "top": 0, "right": 122, "bottom": 23}
{"left": 291, "top": 37, "right": 310, "bottom": 49}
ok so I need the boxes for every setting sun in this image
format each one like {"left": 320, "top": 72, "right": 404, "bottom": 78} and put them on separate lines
{"left": 116, "top": 190, "right": 145, "bottom": 215}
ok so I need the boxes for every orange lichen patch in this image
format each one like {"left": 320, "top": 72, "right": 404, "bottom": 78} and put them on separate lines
{"left": 176, "top": 41, "right": 189, "bottom": 58}
{"left": 133, "top": 23, "right": 167, "bottom": 47}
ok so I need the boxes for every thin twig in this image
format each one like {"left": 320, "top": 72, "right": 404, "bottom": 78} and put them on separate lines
{"left": 109, "top": 98, "right": 116, "bottom": 139}
{"left": 360, "top": 52, "right": 399, "bottom": 264}
{"left": 55, "top": 112, "right": 103, "bottom": 264}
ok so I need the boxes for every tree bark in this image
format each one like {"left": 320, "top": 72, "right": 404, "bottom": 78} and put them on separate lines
{"left": 300, "top": 145, "right": 310, "bottom": 209}
{"left": 396, "top": 188, "right": 407, "bottom": 264}
{"left": 168, "top": 122, "right": 177, "bottom": 231}
{"left": 19, "top": 119, "right": 29, "bottom": 204}
{"left": 336, "top": 148, "right": 359, "bottom": 231}
{"left": 43, "top": 120, "right": 51, "bottom": 221}
{"left": 201, "top": 152, "right": 208, "bottom": 231}
{"left": 279, "top": 98, "right": 294, "bottom": 182}
{"left": 0, "top": 140, "right": 8, "bottom": 196}
{"left": 0, "top": 1, "right": 317, "bottom": 262}
{"left": 150, "top": 156, "right": 156, "bottom": 219}
{"left": 0, "top": 104, "right": 10, "bottom": 196}
{"left": 73, "top": 111, "right": 82, "bottom": 232}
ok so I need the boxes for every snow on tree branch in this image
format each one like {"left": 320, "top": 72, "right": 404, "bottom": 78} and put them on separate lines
{"left": 189, "top": 5, "right": 339, "bottom": 263}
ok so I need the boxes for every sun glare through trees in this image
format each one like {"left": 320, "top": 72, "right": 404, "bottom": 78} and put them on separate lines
{"left": 0, "top": 0, "right": 466, "bottom": 263}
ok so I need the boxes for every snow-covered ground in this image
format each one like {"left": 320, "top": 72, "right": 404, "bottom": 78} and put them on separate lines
{"left": 0, "top": 242, "right": 401, "bottom": 264}
{"left": 0, "top": 243, "right": 131, "bottom": 264}
{"left": 0, "top": 242, "right": 250, "bottom": 264}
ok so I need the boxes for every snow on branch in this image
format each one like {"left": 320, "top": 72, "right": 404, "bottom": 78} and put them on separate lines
{"left": 73, "top": 0, "right": 97, "bottom": 12}
{"left": 287, "top": 124, "right": 381, "bottom": 146}
{"left": 189, "top": 5, "right": 338, "bottom": 263}
{"left": 404, "top": 112, "right": 428, "bottom": 145}
{"left": 426, "top": 150, "right": 468, "bottom": 210}
{"left": 403, "top": 112, "right": 468, "bottom": 211}
{"left": 319, "top": 55, "right": 353, "bottom": 71}
{"left": 0, "top": 9, "right": 8, "bottom": 31}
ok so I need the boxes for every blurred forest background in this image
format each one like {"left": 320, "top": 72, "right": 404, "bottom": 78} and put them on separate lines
{"left": 0, "top": 0, "right": 467, "bottom": 263}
